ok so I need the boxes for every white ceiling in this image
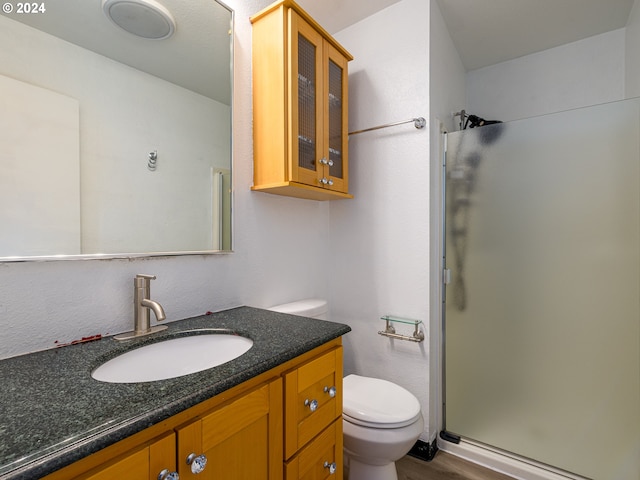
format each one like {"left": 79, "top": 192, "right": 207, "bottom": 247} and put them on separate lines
{"left": 7, "top": 0, "right": 232, "bottom": 104}
{"left": 295, "top": 0, "right": 402, "bottom": 33}
{"left": 10, "top": 0, "right": 635, "bottom": 101}
{"left": 435, "top": 0, "right": 635, "bottom": 71}
{"left": 297, "top": 0, "right": 635, "bottom": 71}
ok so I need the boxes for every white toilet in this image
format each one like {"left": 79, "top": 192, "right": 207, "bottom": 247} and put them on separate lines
{"left": 342, "top": 374, "right": 423, "bottom": 480}
{"left": 268, "top": 299, "right": 424, "bottom": 480}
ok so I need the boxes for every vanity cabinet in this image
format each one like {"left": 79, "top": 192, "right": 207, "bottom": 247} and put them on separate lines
{"left": 46, "top": 380, "right": 282, "bottom": 480}
{"left": 175, "top": 380, "right": 282, "bottom": 479}
{"left": 251, "top": 0, "right": 353, "bottom": 201}
{"left": 74, "top": 432, "right": 176, "bottom": 480}
{"left": 284, "top": 347, "right": 343, "bottom": 479}
{"left": 41, "top": 339, "right": 344, "bottom": 480}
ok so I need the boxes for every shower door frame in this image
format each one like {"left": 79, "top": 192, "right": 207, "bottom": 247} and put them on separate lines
{"left": 437, "top": 128, "right": 588, "bottom": 480}
{"left": 436, "top": 99, "right": 640, "bottom": 479}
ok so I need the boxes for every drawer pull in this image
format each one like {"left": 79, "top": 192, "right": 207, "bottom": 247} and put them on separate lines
{"left": 323, "top": 461, "right": 337, "bottom": 474}
{"left": 186, "top": 453, "right": 207, "bottom": 474}
{"left": 158, "top": 469, "right": 179, "bottom": 480}
{"left": 324, "top": 385, "right": 337, "bottom": 398}
{"left": 304, "top": 398, "right": 319, "bottom": 412}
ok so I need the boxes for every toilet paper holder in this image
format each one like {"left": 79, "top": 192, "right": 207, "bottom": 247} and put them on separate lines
{"left": 378, "top": 315, "right": 424, "bottom": 342}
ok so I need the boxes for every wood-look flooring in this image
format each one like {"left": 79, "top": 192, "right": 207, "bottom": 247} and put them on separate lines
{"left": 396, "top": 451, "right": 516, "bottom": 480}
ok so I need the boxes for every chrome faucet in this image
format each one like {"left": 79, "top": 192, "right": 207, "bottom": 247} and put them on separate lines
{"left": 115, "top": 274, "right": 167, "bottom": 341}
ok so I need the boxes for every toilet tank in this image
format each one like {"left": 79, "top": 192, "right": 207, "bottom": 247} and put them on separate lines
{"left": 267, "top": 299, "right": 328, "bottom": 320}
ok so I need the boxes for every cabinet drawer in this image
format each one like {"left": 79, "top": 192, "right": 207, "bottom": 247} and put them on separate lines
{"left": 285, "top": 419, "right": 343, "bottom": 480}
{"left": 284, "top": 347, "right": 343, "bottom": 459}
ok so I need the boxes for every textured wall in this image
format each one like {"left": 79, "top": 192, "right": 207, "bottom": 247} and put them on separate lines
{"left": 0, "top": 0, "right": 331, "bottom": 359}
{"left": 330, "top": 0, "right": 432, "bottom": 441}
{"left": 467, "top": 28, "right": 626, "bottom": 122}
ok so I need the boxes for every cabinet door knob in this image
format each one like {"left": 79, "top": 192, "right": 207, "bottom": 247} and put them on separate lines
{"left": 327, "top": 159, "right": 334, "bottom": 167}
{"left": 327, "top": 179, "right": 334, "bottom": 186}
{"left": 319, "top": 177, "right": 328, "bottom": 185}
{"left": 158, "top": 469, "right": 179, "bottom": 480}
{"left": 304, "top": 398, "right": 319, "bottom": 412}
{"left": 319, "top": 157, "right": 328, "bottom": 165}
{"left": 186, "top": 453, "right": 207, "bottom": 474}
{"left": 324, "top": 385, "right": 337, "bottom": 398}
{"left": 323, "top": 461, "right": 337, "bottom": 474}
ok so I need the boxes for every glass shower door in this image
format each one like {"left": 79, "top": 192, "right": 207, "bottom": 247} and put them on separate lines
{"left": 444, "top": 98, "right": 640, "bottom": 480}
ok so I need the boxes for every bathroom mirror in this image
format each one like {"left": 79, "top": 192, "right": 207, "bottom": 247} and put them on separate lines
{"left": 0, "top": 0, "right": 233, "bottom": 261}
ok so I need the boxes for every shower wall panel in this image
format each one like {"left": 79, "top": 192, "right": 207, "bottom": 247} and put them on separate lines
{"left": 444, "top": 99, "right": 640, "bottom": 480}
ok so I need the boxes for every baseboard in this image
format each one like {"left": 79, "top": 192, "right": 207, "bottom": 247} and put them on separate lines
{"left": 407, "top": 439, "right": 438, "bottom": 462}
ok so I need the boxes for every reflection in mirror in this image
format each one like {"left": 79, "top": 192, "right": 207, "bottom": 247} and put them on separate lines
{"left": 0, "top": 0, "right": 233, "bottom": 260}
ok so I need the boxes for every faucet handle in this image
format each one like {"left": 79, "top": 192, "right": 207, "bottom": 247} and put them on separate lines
{"left": 135, "top": 274, "right": 156, "bottom": 288}
{"left": 136, "top": 274, "right": 156, "bottom": 280}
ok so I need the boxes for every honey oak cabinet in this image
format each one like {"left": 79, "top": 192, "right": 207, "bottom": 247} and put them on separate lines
{"left": 74, "top": 433, "right": 176, "bottom": 480}
{"left": 284, "top": 347, "right": 343, "bottom": 479}
{"left": 176, "top": 380, "right": 283, "bottom": 479}
{"left": 251, "top": 0, "right": 353, "bottom": 201}
{"left": 41, "top": 339, "right": 344, "bottom": 480}
{"left": 46, "top": 381, "right": 282, "bottom": 480}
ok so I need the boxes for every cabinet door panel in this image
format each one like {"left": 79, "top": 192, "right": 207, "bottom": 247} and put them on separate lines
{"left": 324, "top": 42, "right": 349, "bottom": 193}
{"left": 289, "top": 9, "right": 324, "bottom": 187}
{"left": 177, "top": 380, "right": 282, "bottom": 480}
{"left": 78, "top": 432, "right": 176, "bottom": 480}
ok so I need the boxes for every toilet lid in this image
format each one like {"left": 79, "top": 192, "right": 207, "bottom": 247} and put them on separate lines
{"left": 343, "top": 374, "right": 421, "bottom": 428}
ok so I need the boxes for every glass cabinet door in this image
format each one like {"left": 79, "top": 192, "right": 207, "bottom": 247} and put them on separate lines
{"left": 290, "top": 11, "right": 349, "bottom": 193}
{"left": 290, "top": 11, "right": 323, "bottom": 187}
{"left": 325, "top": 43, "right": 348, "bottom": 193}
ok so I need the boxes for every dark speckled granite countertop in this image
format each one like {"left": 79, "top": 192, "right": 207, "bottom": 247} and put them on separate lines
{"left": 0, "top": 306, "right": 350, "bottom": 479}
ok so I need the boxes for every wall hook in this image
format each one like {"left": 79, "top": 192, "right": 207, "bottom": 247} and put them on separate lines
{"left": 148, "top": 150, "right": 158, "bottom": 171}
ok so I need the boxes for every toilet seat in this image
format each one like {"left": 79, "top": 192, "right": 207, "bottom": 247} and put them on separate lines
{"left": 343, "top": 374, "right": 421, "bottom": 429}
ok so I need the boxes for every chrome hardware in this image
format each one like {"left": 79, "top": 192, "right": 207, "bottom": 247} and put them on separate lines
{"left": 324, "top": 386, "right": 336, "bottom": 398}
{"left": 304, "top": 398, "right": 318, "bottom": 412}
{"left": 443, "top": 268, "right": 452, "bottom": 285}
{"left": 158, "top": 469, "right": 179, "bottom": 480}
{"left": 148, "top": 150, "right": 158, "bottom": 171}
{"left": 319, "top": 177, "right": 328, "bottom": 185}
{"left": 114, "top": 274, "right": 167, "bottom": 341}
{"left": 349, "top": 116, "right": 426, "bottom": 136}
{"left": 319, "top": 158, "right": 335, "bottom": 167}
{"left": 186, "top": 453, "right": 207, "bottom": 474}
{"left": 323, "top": 461, "right": 337, "bottom": 474}
{"left": 378, "top": 315, "right": 425, "bottom": 343}
{"left": 327, "top": 179, "right": 334, "bottom": 186}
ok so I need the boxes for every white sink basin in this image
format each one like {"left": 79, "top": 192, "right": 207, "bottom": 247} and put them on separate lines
{"left": 92, "top": 333, "right": 253, "bottom": 383}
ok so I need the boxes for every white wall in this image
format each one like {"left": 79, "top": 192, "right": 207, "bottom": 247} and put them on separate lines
{"left": 467, "top": 28, "right": 626, "bottom": 122}
{"left": 626, "top": 0, "right": 640, "bottom": 98}
{"left": 330, "top": 0, "right": 432, "bottom": 441}
{"left": 0, "top": 0, "right": 331, "bottom": 359}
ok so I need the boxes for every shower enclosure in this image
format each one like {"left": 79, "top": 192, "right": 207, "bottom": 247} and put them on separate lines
{"left": 442, "top": 98, "right": 640, "bottom": 480}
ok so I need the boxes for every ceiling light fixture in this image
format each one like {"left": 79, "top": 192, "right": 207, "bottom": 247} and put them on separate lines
{"left": 102, "top": 0, "right": 176, "bottom": 40}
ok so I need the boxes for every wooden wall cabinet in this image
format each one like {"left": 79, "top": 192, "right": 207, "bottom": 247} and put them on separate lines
{"left": 251, "top": 0, "right": 354, "bottom": 201}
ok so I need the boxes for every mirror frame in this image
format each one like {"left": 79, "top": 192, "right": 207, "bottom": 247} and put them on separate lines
{"left": 1, "top": 0, "right": 234, "bottom": 263}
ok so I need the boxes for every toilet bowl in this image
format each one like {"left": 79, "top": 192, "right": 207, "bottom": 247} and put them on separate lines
{"left": 343, "top": 374, "right": 424, "bottom": 480}
{"left": 267, "top": 300, "right": 423, "bottom": 480}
